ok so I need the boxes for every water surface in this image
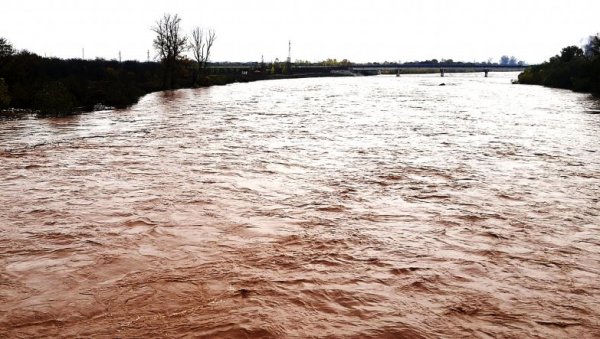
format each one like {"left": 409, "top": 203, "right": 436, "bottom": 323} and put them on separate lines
{"left": 1, "top": 73, "right": 599, "bottom": 338}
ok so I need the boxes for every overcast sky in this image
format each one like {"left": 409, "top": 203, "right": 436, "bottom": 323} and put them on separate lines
{"left": 1, "top": 0, "right": 599, "bottom": 64}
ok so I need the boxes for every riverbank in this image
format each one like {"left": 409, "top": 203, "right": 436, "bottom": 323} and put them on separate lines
{"left": 518, "top": 61, "right": 600, "bottom": 96}
{"left": 0, "top": 72, "right": 353, "bottom": 118}
{"left": 0, "top": 53, "right": 357, "bottom": 118}
{"left": 0, "top": 55, "right": 160, "bottom": 117}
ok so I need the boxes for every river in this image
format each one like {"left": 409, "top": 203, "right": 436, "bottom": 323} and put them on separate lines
{"left": 1, "top": 73, "right": 599, "bottom": 338}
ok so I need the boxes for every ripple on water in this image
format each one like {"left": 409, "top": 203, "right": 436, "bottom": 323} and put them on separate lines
{"left": 1, "top": 73, "right": 600, "bottom": 337}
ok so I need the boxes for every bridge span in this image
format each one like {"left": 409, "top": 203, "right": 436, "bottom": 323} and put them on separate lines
{"left": 206, "top": 63, "right": 527, "bottom": 77}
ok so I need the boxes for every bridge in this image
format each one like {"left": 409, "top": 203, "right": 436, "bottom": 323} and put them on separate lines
{"left": 206, "top": 63, "right": 527, "bottom": 77}
{"left": 349, "top": 63, "right": 525, "bottom": 77}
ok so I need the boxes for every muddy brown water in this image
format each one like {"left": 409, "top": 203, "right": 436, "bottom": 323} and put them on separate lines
{"left": 1, "top": 73, "right": 599, "bottom": 338}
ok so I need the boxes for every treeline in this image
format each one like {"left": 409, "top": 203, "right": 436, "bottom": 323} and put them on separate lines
{"left": 0, "top": 13, "right": 279, "bottom": 117}
{"left": 518, "top": 34, "right": 600, "bottom": 95}
{"left": 0, "top": 49, "right": 234, "bottom": 117}
{"left": 292, "top": 58, "right": 524, "bottom": 68}
{"left": 0, "top": 49, "right": 162, "bottom": 115}
{"left": 0, "top": 13, "right": 223, "bottom": 117}
{"left": 0, "top": 35, "right": 166, "bottom": 116}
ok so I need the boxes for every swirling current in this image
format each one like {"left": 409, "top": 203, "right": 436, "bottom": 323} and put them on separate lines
{"left": 1, "top": 73, "right": 599, "bottom": 338}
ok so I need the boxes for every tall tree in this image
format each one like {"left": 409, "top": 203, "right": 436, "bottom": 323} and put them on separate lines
{"left": 558, "top": 46, "right": 584, "bottom": 63}
{"left": 203, "top": 29, "right": 216, "bottom": 70}
{"left": 0, "top": 37, "right": 15, "bottom": 71}
{"left": 584, "top": 34, "right": 600, "bottom": 57}
{"left": 188, "top": 27, "right": 216, "bottom": 85}
{"left": 151, "top": 14, "right": 187, "bottom": 89}
{"left": 189, "top": 27, "right": 205, "bottom": 84}
{"left": 0, "top": 37, "right": 15, "bottom": 58}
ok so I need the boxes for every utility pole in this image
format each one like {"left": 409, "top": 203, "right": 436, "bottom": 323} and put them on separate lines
{"left": 119, "top": 51, "right": 122, "bottom": 63}
{"left": 82, "top": 48, "right": 84, "bottom": 59}
{"left": 285, "top": 41, "right": 292, "bottom": 74}
{"left": 147, "top": 50, "right": 150, "bottom": 62}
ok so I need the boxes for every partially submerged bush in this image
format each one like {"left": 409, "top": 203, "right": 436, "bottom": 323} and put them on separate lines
{"left": 34, "top": 81, "right": 75, "bottom": 116}
{"left": 0, "top": 78, "right": 9, "bottom": 109}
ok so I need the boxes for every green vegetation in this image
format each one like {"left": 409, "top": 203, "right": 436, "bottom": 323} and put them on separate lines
{"left": 296, "top": 58, "right": 353, "bottom": 67}
{"left": 0, "top": 48, "right": 162, "bottom": 116}
{"left": 518, "top": 34, "right": 600, "bottom": 95}
{"left": 0, "top": 78, "right": 9, "bottom": 109}
{"left": 33, "top": 81, "right": 76, "bottom": 115}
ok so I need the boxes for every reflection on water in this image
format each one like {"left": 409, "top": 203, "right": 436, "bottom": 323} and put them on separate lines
{"left": 1, "top": 73, "right": 599, "bottom": 338}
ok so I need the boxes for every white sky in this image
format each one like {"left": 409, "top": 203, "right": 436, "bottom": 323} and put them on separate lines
{"left": 1, "top": 0, "right": 599, "bottom": 64}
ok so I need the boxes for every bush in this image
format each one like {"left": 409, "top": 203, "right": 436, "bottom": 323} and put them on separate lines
{"left": 34, "top": 81, "right": 75, "bottom": 116}
{"left": 0, "top": 78, "right": 10, "bottom": 109}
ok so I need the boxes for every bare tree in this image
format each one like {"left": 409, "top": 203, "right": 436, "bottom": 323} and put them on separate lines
{"left": 188, "top": 27, "right": 216, "bottom": 84}
{"left": 152, "top": 14, "right": 187, "bottom": 89}
{"left": 190, "top": 27, "right": 205, "bottom": 66}
{"left": 203, "top": 29, "right": 216, "bottom": 70}
{"left": 189, "top": 27, "right": 205, "bottom": 84}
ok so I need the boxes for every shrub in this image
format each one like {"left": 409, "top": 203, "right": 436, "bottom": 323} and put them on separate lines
{"left": 0, "top": 78, "right": 10, "bottom": 109}
{"left": 34, "top": 81, "right": 75, "bottom": 116}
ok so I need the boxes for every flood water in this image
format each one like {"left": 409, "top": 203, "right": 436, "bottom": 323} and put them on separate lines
{"left": 1, "top": 73, "right": 599, "bottom": 338}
